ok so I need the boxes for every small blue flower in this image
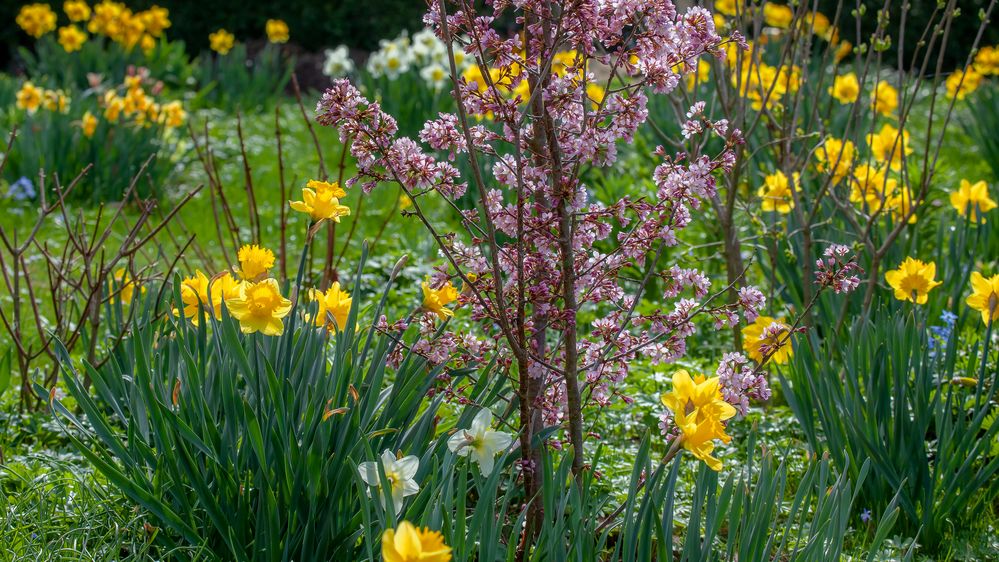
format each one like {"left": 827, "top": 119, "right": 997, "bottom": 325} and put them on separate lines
{"left": 6, "top": 176, "right": 36, "bottom": 201}
{"left": 928, "top": 311, "right": 957, "bottom": 359}
{"left": 860, "top": 508, "right": 871, "bottom": 523}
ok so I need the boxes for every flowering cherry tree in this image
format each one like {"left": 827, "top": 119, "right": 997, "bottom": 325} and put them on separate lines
{"left": 316, "top": 0, "right": 769, "bottom": 542}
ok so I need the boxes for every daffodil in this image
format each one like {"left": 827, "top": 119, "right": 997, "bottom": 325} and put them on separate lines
{"left": 714, "top": 0, "right": 738, "bottom": 17}
{"left": 289, "top": 180, "right": 350, "bottom": 223}
{"left": 848, "top": 164, "right": 894, "bottom": 213}
{"left": 209, "top": 272, "right": 243, "bottom": 307}
{"left": 225, "top": 278, "right": 292, "bottom": 336}
{"left": 884, "top": 257, "right": 941, "bottom": 304}
{"left": 138, "top": 5, "right": 170, "bottom": 37}
{"left": 177, "top": 270, "right": 232, "bottom": 325}
{"left": 974, "top": 45, "right": 999, "bottom": 75}
{"left": 58, "top": 25, "right": 88, "bottom": 52}
{"left": 814, "top": 137, "right": 855, "bottom": 183}
{"left": 949, "top": 179, "right": 997, "bottom": 223}
{"left": 309, "top": 282, "right": 352, "bottom": 331}
{"left": 741, "top": 315, "right": 794, "bottom": 365}
{"left": 866, "top": 124, "right": 912, "bottom": 171}
{"left": 17, "top": 3, "right": 57, "bottom": 38}
{"left": 64, "top": 1, "right": 92, "bottom": 22}
{"left": 945, "top": 67, "right": 982, "bottom": 100}
{"left": 762, "top": 3, "right": 793, "bottom": 28}
{"left": 758, "top": 170, "right": 798, "bottom": 214}
{"left": 80, "top": 111, "right": 98, "bottom": 138}
{"left": 236, "top": 244, "right": 275, "bottom": 280}
{"left": 422, "top": 278, "right": 458, "bottom": 320}
{"left": 160, "top": 100, "right": 186, "bottom": 129}
{"left": 966, "top": 272, "right": 999, "bottom": 325}
{"left": 209, "top": 29, "right": 235, "bottom": 55}
{"left": 870, "top": 80, "right": 898, "bottom": 116}
{"left": 661, "top": 370, "right": 737, "bottom": 471}
{"left": 828, "top": 73, "right": 860, "bottom": 104}
{"left": 447, "top": 408, "right": 512, "bottom": 476}
{"left": 15, "top": 82, "right": 43, "bottom": 114}
{"left": 265, "top": 19, "right": 289, "bottom": 44}
{"left": 110, "top": 268, "right": 145, "bottom": 305}
{"left": 358, "top": 450, "right": 420, "bottom": 515}
{"left": 382, "top": 521, "right": 451, "bottom": 562}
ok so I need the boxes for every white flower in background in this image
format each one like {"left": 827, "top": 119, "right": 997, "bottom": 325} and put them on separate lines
{"left": 421, "top": 64, "right": 450, "bottom": 90}
{"left": 366, "top": 52, "right": 387, "bottom": 78}
{"left": 358, "top": 450, "right": 420, "bottom": 515}
{"left": 412, "top": 28, "right": 445, "bottom": 64}
{"left": 447, "top": 408, "right": 513, "bottom": 476}
{"left": 381, "top": 50, "right": 411, "bottom": 79}
{"left": 322, "top": 45, "right": 354, "bottom": 78}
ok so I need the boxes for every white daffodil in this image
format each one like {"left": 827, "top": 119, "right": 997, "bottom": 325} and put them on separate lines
{"left": 322, "top": 45, "right": 354, "bottom": 78}
{"left": 420, "top": 64, "right": 449, "bottom": 91}
{"left": 447, "top": 408, "right": 513, "bottom": 476}
{"left": 358, "top": 449, "right": 420, "bottom": 515}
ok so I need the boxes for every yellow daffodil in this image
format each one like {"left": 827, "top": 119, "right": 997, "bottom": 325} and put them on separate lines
{"left": 849, "top": 164, "right": 894, "bottom": 213}
{"left": 17, "top": 3, "right": 57, "bottom": 38}
{"left": 422, "top": 278, "right": 458, "bottom": 320}
{"left": 742, "top": 315, "right": 794, "bottom": 365}
{"left": 870, "top": 80, "right": 898, "bottom": 116}
{"left": 110, "top": 268, "right": 145, "bottom": 305}
{"left": 58, "top": 25, "right": 88, "bottom": 52}
{"left": 758, "top": 170, "right": 798, "bottom": 214}
{"left": 883, "top": 185, "right": 917, "bottom": 224}
{"left": 829, "top": 72, "right": 860, "bottom": 104}
{"left": 225, "top": 278, "right": 292, "bottom": 336}
{"left": 209, "top": 272, "right": 244, "bottom": 304}
{"left": 87, "top": 1, "right": 123, "bottom": 36}
{"left": 763, "top": 3, "right": 794, "bottom": 28}
{"left": 684, "top": 62, "right": 711, "bottom": 92}
{"left": 381, "top": 521, "right": 451, "bottom": 562}
{"left": 949, "top": 179, "right": 997, "bottom": 223}
{"left": 104, "top": 96, "right": 124, "bottom": 122}
{"left": 804, "top": 12, "right": 831, "bottom": 39}
{"left": 161, "top": 100, "right": 186, "bottom": 129}
{"left": 265, "top": 19, "right": 289, "bottom": 44}
{"left": 80, "top": 111, "right": 98, "bottom": 138}
{"left": 138, "top": 5, "right": 170, "bottom": 37}
{"left": 661, "top": 370, "right": 737, "bottom": 471}
{"left": 586, "top": 82, "right": 606, "bottom": 109}
{"left": 177, "top": 270, "right": 215, "bottom": 325}
{"left": 884, "top": 257, "right": 941, "bottom": 304}
{"left": 236, "top": 244, "right": 275, "bottom": 281}
{"left": 974, "top": 45, "right": 999, "bottom": 75}
{"left": 289, "top": 180, "right": 351, "bottom": 223}
{"left": 966, "top": 272, "right": 999, "bottom": 325}
{"left": 42, "top": 89, "right": 70, "bottom": 113}
{"left": 209, "top": 29, "right": 235, "bottom": 55}
{"left": 15, "top": 82, "right": 43, "bottom": 114}
{"left": 945, "top": 67, "right": 982, "bottom": 100}
{"left": 309, "top": 282, "right": 352, "bottom": 331}
{"left": 140, "top": 33, "right": 156, "bottom": 54}
{"left": 834, "top": 40, "right": 853, "bottom": 64}
{"left": 714, "top": 0, "right": 738, "bottom": 17}
{"left": 866, "top": 124, "right": 912, "bottom": 171}
{"left": 64, "top": 0, "right": 92, "bottom": 22}
{"left": 814, "top": 137, "right": 855, "bottom": 183}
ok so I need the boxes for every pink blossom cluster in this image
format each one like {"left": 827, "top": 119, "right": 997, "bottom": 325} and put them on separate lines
{"left": 318, "top": 0, "right": 765, "bottom": 435}
{"left": 815, "top": 244, "right": 863, "bottom": 294}
{"left": 715, "top": 352, "right": 771, "bottom": 417}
